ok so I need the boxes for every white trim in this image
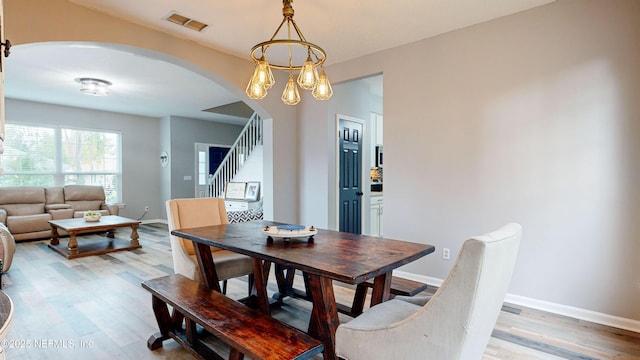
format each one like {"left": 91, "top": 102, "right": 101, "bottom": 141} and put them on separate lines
{"left": 140, "top": 219, "right": 167, "bottom": 225}
{"left": 394, "top": 270, "right": 640, "bottom": 334}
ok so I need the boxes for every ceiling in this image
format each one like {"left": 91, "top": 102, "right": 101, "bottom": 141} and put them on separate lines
{"left": 4, "top": 0, "right": 554, "bottom": 124}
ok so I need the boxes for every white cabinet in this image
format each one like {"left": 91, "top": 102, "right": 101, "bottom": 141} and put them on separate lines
{"left": 224, "top": 200, "right": 260, "bottom": 212}
{"left": 369, "top": 196, "right": 383, "bottom": 237}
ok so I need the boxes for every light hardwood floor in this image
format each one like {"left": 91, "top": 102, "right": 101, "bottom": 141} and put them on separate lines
{"left": 1, "top": 223, "right": 638, "bottom": 359}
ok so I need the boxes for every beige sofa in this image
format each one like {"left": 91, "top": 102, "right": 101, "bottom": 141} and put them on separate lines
{"left": 0, "top": 185, "right": 119, "bottom": 241}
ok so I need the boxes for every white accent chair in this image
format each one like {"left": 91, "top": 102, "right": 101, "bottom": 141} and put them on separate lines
{"left": 166, "top": 198, "right": 254, "bottom": 293}
{"left": 335, "top": 223, "right": 522, "bottom": 360}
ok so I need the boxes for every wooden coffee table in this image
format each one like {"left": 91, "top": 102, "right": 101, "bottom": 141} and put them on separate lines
{"left": 48, "top": 215, "right": 142, "bottom": 259}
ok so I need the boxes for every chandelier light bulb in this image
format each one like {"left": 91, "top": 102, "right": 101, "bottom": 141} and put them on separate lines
{"left": 297, "top": 54, "right": 318, "bottom": 90}
{"left": 281, "top": 73, "right": 301, "bottom": 105}
{"left": 253, "top": 57, "right": 274, "bottom": 89}
{"left": 245, "top": 77, "right": 268, "bottom": 99}
{"left": 312, "top": 67, "right": 333, "bottom": 100}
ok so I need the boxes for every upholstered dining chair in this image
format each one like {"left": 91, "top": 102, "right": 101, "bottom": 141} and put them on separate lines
{"left": 166, "top": 198, "right": 254, "bottom": 294}
{"left": 335, "top": 223, "right": 522, "bottom": 360}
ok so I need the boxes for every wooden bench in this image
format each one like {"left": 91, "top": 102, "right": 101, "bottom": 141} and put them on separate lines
{"left": 338, "top": 276, "right": 429, "bottom": 317}
{"left": 142, "top": 274, "right": 324, "bottom": 360}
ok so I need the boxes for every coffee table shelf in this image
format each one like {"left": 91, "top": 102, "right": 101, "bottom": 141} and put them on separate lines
{"left": 48, "top": 215, "right": 142, "bottom": 259}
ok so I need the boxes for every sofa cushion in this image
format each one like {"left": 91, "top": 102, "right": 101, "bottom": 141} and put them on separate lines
{"left": 7, "top": 213, "right": 52, "bottom": 234}
{"left": 67, "top": 200, "right": 104, "bottom": 212}
{"left": 13, "top": 230, "right": 53, "bottom": 242}
{"left": 45, "top": 187, "right": 65, "bottom": 204}
{"left": 49, "top": 208, "right": 74, "bottom": 220}
{"left": 64, "top": 185, "right": 106, "bottom": 211}
{"left": 0, "top": 187, "right": 46, "bottom": 216}
{"left": 63, "top": 185, "right": 105, "bottom": 202}
{"left": 1, "top": 203, "right": 46, "bottom": 217}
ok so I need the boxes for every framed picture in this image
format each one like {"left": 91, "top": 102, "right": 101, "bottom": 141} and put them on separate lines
{"left": 244, "top": 181, "right": 260, "bottom": 201}
{"left": 225, "top": 182, "right": 246, "bottom": 200}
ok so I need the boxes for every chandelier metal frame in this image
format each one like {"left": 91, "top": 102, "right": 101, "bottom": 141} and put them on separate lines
{"left": 249, "top": 0, "right": 326, "bottom": 71}
{"left": 246, "top": 0, "right": 332, "bottom": 105}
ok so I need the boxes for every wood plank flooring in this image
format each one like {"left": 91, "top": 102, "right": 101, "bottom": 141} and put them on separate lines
{"left": 1, "top": 223, "right": 638, "bottom": 359}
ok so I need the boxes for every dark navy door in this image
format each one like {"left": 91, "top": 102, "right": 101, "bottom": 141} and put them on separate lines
{"left": 209, "top": 146, "right": 230, "bottom": 175}
{"left": 339, "top": 118, "right": 363, "bottom": 234}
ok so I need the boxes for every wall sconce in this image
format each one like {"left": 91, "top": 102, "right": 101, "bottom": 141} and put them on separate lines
{"left": 160, "top": 151, "right": 169, "bottom": 167}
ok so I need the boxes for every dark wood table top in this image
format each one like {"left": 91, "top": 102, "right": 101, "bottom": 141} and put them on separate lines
{"left": 172, "top": 220, "right": 435, "bottom": 285}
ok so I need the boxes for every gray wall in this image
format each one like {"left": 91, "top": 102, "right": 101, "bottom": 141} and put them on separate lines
{"left": 6, "top": 0, "right": 301, "bottom": 226}
{"left": 300, "top": 0, "right": 640, "bottom": 321}
{"left": 5, "top": 100, "right": 243, "bottom": 221}
{"left": 5, "top": 99, "right": 162, "bottom": 220}
{"left": 159, "top": 116, "right": 171, "bottom": 218}
{"left": 167, "top": 115, "right": 242, "bottom": 200}
{"left": 7, "top": 0, "right": 639, "bottom": 326}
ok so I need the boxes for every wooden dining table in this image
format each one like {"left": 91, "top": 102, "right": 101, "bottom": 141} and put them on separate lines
{"left": 172, "top": 220, "right": 435, "bottom": 360}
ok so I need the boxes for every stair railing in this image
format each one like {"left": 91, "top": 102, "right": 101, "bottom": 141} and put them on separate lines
{"left": 208, "top": 112, "right": 262, "bottom": 197}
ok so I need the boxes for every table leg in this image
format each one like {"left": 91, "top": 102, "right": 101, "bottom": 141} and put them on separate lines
{"left": 370, "top": 272, "right": 393, "bottom": 307}
{"left": 252, "top": 259, "right": 271, "bottom": 315}
{"left": 274, "top": 264, "right": 289, "bottom": 300}
{"left": 193, "top": 242, "right": 221, "bottom": 292}
{"left": 67, "top": 231, "right": 79, "bottom": 257}
{"left": 130, "top": 223, "right": 140, "bottom": 247}
{"left": 50, "top": 225, "right": 60, "bottom": 245}
{"left": 306, "top": 273, "right": 339, "bottom": 360}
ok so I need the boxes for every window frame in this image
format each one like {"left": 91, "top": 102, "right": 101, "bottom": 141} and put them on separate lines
{"left": 0, "top": 122, "right": 123, "bottom": 202}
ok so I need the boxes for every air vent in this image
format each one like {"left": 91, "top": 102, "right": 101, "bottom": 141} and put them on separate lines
{"left": 165, "top": 11, "right": 208, "bottom": 32}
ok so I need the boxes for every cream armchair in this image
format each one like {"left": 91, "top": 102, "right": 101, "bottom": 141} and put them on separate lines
{"left": 166, "top": 198, "right": 254, "bottom": 293}
{"left": 335, "top": 223, "right": 522, "bottom": 360}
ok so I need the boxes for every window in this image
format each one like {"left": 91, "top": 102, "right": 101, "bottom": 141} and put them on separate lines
{"left": 0, "top": 123, "right": 122, "bottom": 202}
{"left": 198, "top": 150, "right": 206, "bottom": 185}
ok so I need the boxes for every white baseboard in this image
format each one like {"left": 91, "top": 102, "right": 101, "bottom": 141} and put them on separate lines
{"left": 394, "top": 270, "right": 640, "bottom": 334}
{"left": 140, "top": 219, "right": 167, "bottom": 225}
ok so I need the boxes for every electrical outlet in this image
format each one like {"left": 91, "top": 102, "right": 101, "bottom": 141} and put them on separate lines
{"left": 443, "top": 248, "right": 450, "bottom": 260}
{"left": 144, "top": 205, "right": 150, "bottom": 212}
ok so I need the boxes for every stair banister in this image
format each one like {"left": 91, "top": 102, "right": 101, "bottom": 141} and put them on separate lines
{"left": 208, "top": 113, "right": 262, "bottom": 197}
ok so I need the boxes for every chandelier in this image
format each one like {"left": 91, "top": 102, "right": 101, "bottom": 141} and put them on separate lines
{"left": 246, "top": 0, "right": 333, "bottom": 105}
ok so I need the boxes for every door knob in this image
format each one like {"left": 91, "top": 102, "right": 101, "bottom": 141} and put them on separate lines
{"left": 356, "top": 192, "right": 364, "bottom": 196}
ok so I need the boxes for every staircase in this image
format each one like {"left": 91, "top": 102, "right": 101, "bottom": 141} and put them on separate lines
{"left": 207, "top": 113, "right": 262, "bottom": 197}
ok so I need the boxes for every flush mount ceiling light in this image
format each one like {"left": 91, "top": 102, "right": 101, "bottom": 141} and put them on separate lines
{"left": 75, "top": 77, "right": 112, "bottom": 96}
{"left": 246, "top": 0, "right": 333, "bottom": 105}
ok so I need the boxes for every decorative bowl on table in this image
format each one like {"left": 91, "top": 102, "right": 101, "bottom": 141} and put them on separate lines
{"left": 83, "top": 211, "right": 102, "bottom": 222}
{"left": 262, "top": 224, "right": 317, "bottom": 241}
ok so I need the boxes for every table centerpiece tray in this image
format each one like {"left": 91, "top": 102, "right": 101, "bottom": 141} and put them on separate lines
{"left": 262, "top": 224, "right": 317, "bottom": 243}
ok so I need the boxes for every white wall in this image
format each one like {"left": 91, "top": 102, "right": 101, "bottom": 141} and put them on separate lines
{"left": 232, "top": 145, "right": 264, "bottom": 187}
{"left": 300, "top": 0, "right": 640, "bottom": 322}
